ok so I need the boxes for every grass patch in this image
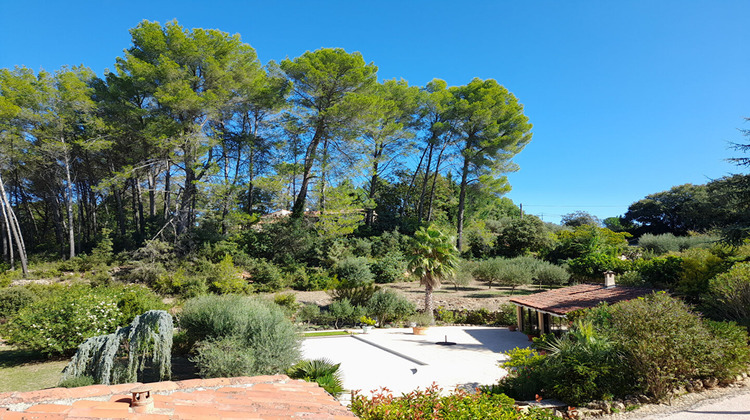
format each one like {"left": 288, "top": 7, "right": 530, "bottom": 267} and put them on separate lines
{"left": 303, "top": 331, "right": 351, "bottom": 337}
{"left": 0, "top": 345, "right": 67, "bottom": 392}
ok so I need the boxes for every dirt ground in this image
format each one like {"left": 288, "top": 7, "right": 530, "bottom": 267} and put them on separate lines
{"left": 290, "top": 279, "right": 544, "bottom": 311}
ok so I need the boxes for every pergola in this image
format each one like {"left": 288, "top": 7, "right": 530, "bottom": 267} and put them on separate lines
{"left": 509, "top": 276, "right": 654, "bottom": 335}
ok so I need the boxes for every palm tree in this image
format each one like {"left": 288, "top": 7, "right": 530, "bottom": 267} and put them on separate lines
{"left": 407, "top": 225, "right": 459, "bottom": 323}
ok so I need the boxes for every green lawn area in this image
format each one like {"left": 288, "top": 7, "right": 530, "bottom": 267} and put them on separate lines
{"left": 303, "top": 331, "right": 351, "bottom": 337}
{"left": 0, "top": 345, "right": 67, "bottom": 392}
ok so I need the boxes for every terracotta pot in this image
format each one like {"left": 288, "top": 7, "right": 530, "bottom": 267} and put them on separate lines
{"left": 412, "top": 326, "right": 429, "bottom": 335}
{"left": 508, "top": 325, "right": 517, "bottom": 332}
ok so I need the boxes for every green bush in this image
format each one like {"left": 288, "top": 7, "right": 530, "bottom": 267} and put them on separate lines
{"left": 600, "top": 293, "right": 740, "bottom": 400}
{"left": 273, "top": 293, "right": 300, "bottom": 316}
{"left": 541, "top": 321, "right": 630, "bottom": 405}
{"left": 496, "top": 303, "right": 518, "bottom": 326}
{"left": 58, "top": 375, "right": 96, "bottom": 388}
{"left": 206, "top": 255, "right": 248, "bottom": 294}
{"left": 634, "top": 256, "right": 683, "bottom": 287}
{"left": 124, "top": 260, "right": 167, "bottom": 284}
{"left": 489, "top": 347, "right": 548, "bottom": 401}
{"left": 179, "top": 295, "right": 301, "bottom": 375}
{"left": 325, "top": 298, "right": 365, "bottom": 329}
{"left": 297, "top": 304, "right": 321, "bottom": 324}
{"left": 0, "top": 269, "right": 23, "bottom": 287}
{"left": 675, "top": 248, "right": 728, "bottom": 302}
{"left": 335, "top": 256, "right": 374, "bottom": 286}
{"left": 567, "top": 253, "right": 627, "bottom": 282}
{"left": 705, "top": 262, "right": 750, "bottom": 324}
{"left": 352, "top": 384, "right": 558, "bottom": 420}
{"left": 534, "top": 262, "right": 570, "bottom": 286}
{"left": 638, "top": 233, "right": 718, "bottom": 255}
{"left": 2, "top": 284, "right": 164, "bottom": 356}
{"left": 0, "top": 286, "right": 39, "bottom": 319}
{"left": 330, "top": 282, "right": 379, "bottom": 307}
{"left": 248, "top": 259, "right": 287, "bottom": 292}
{"left": 192, "top": 336, "right": 256, "bottom": 378}
{"left": 292, "top": 267, "right": 337, "bottom": 291}
{"left": 702, "top": 320, "right": 750, "bottom": 380}
{"left": 365, "top": 289, "right": 415, "bottom": 325}
{"left": 154, "top": 268, "right": 207, "bottom": 298}
{"left": 371, "top": 251, "right": 407, "bottom": 284}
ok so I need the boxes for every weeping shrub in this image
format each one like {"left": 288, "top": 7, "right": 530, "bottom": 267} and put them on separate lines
{"left": 60, "top": 310, "right": 173, "bottom": 385}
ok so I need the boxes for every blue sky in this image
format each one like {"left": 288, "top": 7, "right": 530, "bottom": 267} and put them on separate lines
{"left": 1, "top": 0, "right": 748, "bottom": 223}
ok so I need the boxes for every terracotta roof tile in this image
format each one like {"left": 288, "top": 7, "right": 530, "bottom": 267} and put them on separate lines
{"left": 510, "top": 283, "right": 654, "bottom": 316}
{"left": 0, "top": 376, "right": 357, "bottom": 419}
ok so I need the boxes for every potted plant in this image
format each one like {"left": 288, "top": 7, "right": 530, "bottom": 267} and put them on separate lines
{"left": 523, "top": 325, "right": 538, "bottom": 341}
{"left": 508, "top": 324, "right": 517, "bottom": 332}
{"left": 410, "top": 312, "right": 432, "bottom": 335}
{"left": 360, "top": 315, "right": 376, "bottom": 333}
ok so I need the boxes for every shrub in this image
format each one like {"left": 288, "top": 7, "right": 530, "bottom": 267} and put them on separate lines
{"left": 541, "top": 321, "right": 630, "bottom": 405}
{"left": 0, "top": 269, "right": 22, "bottom": 287}
{"left": 273, "top": 293, "right": 300, "bottom": 316}
{"left": 297, "top": 304, "right": 321, "bottom": 324}
{"left": 58, "top": 375, "right": 96, "bottom": 388}
{"left": 292, "top": 267, "right": 337, "bottom": 291}
{"left": 675, "top": 248, "right": 728, "bottom": 302}
{"left": 567, "top": 253, "right": 626, "bottom": 282}
{"left": 335, "top": 257, "right": 374, "bottom": 286}
{"left": 124, "top": 260, "right": 166, "bottom": 285}
{"left": 365, "top": 289, "right": 415, "bottom": 325}
{"left": 351, "top": 384, "right": 557, "bottom": 420}
{"left": 705, "top": 262, "right": 750, "bottom": 324}
{"left": 154, "top": 268, "right": 207, "bottom": 298}
{"left": 601, "top": 293, "right": 724, "bottom": 400}
{"left": 496, "top": 303, "right": 518, "bottom": 326}
{"left": 179, "top": 295, "right": 301, "bottom": 375}
{"left": 370, "top": 251, "right": 407, "bottom": 284}
{"left": 638, "top": 233, "right": 718, "bottom": 255}
{"left": 0, "top": 286, "right": 38, "bottom": 319}
{"left": 287, "top": 358, "right": 344, "bottom": 397}
{"left": 329, "top": 282, "right": 379, "bottom": 307}
{"left": 634, "top": 256, "right": 683, "bottom": 287}
{"left": 191, "top": 336, "right": 256, "bottom": 378}
{"left": 2, "top": 284, "right": 164, "bottom": 356}
{"left": 534, "top": 262, "right": 570, "bottom": 286}
{"left": 206, "top": 255, "right": 248, "bottom": 294}
{"left": 489, "top": 347, "right": 548, "bottom": 401}
{"left": 702, "top": 320, "right": 750, "bottom": 380}
{"left": 248, "top": 259, "right": 286, "bottom": 292}
{"left": 325, "top": 298, "right": 364, "bottom": 329}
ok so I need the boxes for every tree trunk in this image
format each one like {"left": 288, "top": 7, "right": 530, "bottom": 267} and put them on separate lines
{"left": 427, "top": 145, "right": 447, "bottom": 222}
{"left": 114, "top": 187, "right": 126, "bottom": 237}
{"left": 63, "top": 145, "right": 75, "bottom": 259}
{"left": 417, "top": 141, "right": 435, "bottom": 223}
{"left": 147, "top": 168, "right": 156, "bottom": 219}
{"left": 0, "top": 176, "right": 28, "bottom": 277}
{"left": 456, "top": 155, "right": 471, "bottom": 252}
{"left": 163, "top": 159, "right": 171, "bottom": 220}
{"left": 424, "top": 282, "right": 435, "bottom": 324}
{"left": 291, "top": 121, "right": 325, "bottom": 218}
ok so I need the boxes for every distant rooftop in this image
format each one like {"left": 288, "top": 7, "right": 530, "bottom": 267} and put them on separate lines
{"left": 0, "top": 375, "right": 357, "bottom": 419}
{"left": 510, "top": 283, "right": 654, "bottom": 316}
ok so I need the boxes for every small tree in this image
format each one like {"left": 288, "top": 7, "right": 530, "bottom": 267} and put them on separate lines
{"left": 406, "top": 225, "right": 458, "bottom": 323}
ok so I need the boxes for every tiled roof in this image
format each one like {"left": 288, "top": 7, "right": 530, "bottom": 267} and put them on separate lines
{"left": 0, "top": 375, "right": 358, "bottom": 419}
{"left": 510, "top": 284, "right": 654, "bottom": 316}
